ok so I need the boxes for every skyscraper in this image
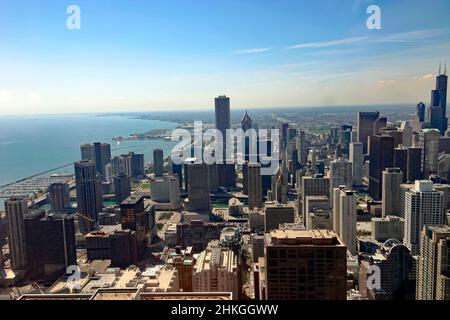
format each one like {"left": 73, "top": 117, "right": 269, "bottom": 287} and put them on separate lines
{"left": 357, "top": 111, "right": 380, "bottom": 154}
{"left": 329, "top": 158, "right": 352, "bottom": 204}
{"left": 417, "top": 102, "right": 426, "bottom": 122}
{"left": 5, "top": 197, "right": 28, "bottom": 270}
{"left": 403, "top": 180, "right": 445, "bottom": 255}
{"left": 393, "top": 147, "right": 408, "bottom": 183}
{"left": 349, "top": 142, "right": 363, "bottom": 186}
{"left": 407, "top": 147, "right": 423, "bottom": 182}
{"left": 215, "top": 95, "right": 235, "bottom": 188}
{"left": 369, "top": 135, "right": 394, "bottom": 201}
{"left": 333, "top": 187, "right": 357, "bottom": 255}
{"left": 264, "top": 229, "right": 347, "bottom": 300}
{"left": 75, "top": 160, "right": 103, "bottom": 234}
{"left": 416, "top": 225, "right": 450, "bottom": 300}
{"left": 418, "top": 129, "right": 440, "bottom": 177}
{"left": 359, "top": 239, "right": 416, "bottom": 300}
{"left": 185, "top": 163, "right": 210, "bottom": 211}
{"left": 114, "top": 172, "right": 131, "bottom": 205}
{"left": 301, "top": 175, "right": 330, "bottom": 225}
{"left": 264, "top": 202, "right": 295, "bottom": 232}
{"left": 248, "top": 163, "right": 263, "bottom": 210}
{"left": 80, "top": 143, "right": 111, "bottom": 180}
{"left": 428, "top": 65, "right": 448, "bottom": 135}
{"left": 382, "top": 168, "right": 403, "bottom": 217}
{"left": 296, "top": 130, "right": 307, "bottom": 165}
{"left": 48, "top": 182, "right": 70, "bottom": 213}
{"left": 153, "top": 148, "right": 164, "bottom": 177}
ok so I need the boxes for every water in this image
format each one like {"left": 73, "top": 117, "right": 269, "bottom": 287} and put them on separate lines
{"left": 0, "top": 113, "right": 179, "bottom": 208}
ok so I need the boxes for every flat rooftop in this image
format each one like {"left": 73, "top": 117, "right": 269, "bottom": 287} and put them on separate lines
{"left": 269, "top": 229, "right": 344, "bottom": 246}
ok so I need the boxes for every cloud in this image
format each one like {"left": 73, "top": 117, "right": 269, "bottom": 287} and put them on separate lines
{"left": 286, "top": 28, "right": 450, "bottom": 50}
{"left": 287, "top": 36, "right": 370, "bottom": 49}
{"left": 422, "top": 74, "right": 434, "bottom": 79}
{"left": 377, "top": 79, "right": 397, "bottom": 87}
{"left": 371, "top": 28, "right": 450, "bottom": 43}
{"left": 234, "top": 48, "right": 271, "bottom": 54}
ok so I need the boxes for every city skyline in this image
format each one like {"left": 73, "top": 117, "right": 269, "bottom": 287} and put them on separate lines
{"left": 1, "top": 0, "right": 450, "bottom": 115}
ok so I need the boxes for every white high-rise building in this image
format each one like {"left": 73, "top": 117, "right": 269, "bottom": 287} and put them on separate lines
{"left": 329, "top": 158, "right": 352, "bottom": 205}
{"left": 349, "top": 142, "right": 363, "bottom": 186}
{"left": 5, "top": 197, "right": 28, "bottom": 270}
{"left": 382, "top": 168, "right": 403, "bottom": 217}
{"left": 333, "top": 187, "right": 357, "bottom": 255}
{"left": 404, "top": 180, "right": 445, "bottom": 256}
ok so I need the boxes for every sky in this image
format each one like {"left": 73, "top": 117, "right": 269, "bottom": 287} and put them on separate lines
{"left": 1, "top": 0, "right": 450, "bottom": 115}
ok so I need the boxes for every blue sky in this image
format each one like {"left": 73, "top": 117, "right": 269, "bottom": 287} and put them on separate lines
{"left": 1, "top": 0, "right": 450, "bottom": 114}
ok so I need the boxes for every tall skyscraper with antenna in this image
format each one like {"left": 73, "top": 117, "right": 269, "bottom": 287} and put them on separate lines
{"left": 428, "top": 62, "right": 448, "bottom": 135}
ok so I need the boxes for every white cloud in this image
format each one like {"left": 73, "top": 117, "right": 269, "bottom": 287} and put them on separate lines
{"left": 234, "top": 48, "right": 271, "bottom": 54}
{"left": 287, "top": 36, "right": 370, "bottom": 49}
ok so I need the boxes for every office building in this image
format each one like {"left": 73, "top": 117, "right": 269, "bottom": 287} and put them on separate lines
{"left": 371, "top": 216, "right": 405, "bottom": 242}
{"left": 185, "top": 163, "right": 210, "bottom": 212}
{"left": 120, "top": 195, "right": 149, "bottom": 256}
{"left": 113, "top": 173, "right": 131, "bottom": 205}
{"left": 407, "top": 147, "right": 422, "bottom": 182}
{"left": 359, "top": 239, "right": 416, "bottom": 300}
{"left": 329, "top": 158, "right": 352, "bottom": 203}
{"left": 404, "top": 181, "right": 445, "bottom": 255}
{"left": 48, "top": 182, "right": 70, "bottom": 213}
{"left": 357, "top": 111, "right": 380, "bottom": 154}
{"left": 264, "top": 202, "right": 295, "bottom": 232}
{"left": 428, "top": 66, "right": 448, "bottom": 135}
{"left": 393, "top": 147, "right": 408, "bottom": 183}
{"left": 153, "top": 148, "right": 164, "bottom": 177}
{"left": 349, "top": 142, "right": 363, "bottom": 185}
{"left": 264, "top": 229, "right": 347, "bottom": 300}
{"left": 418, "top": 129, "right": 440, "bottom": 177}
{"left": 333, "top": 187, "right": 357, "bottom": 255}
{"left": 369, "top": 135, "right": 394, "bottom": 201}
{"left": 248, "top": 163, "right": 263, "bottom": 209}
{"left": 382, "top": 168, "right": 403, "bottom": 217}
{"left": 416, "top": 225, "right": 450, "bottom": 300}
{"left": 75, "top": 160, "right": 103, "bottom": 234}
{"left": 193, "top": 245, "right": 239, "bottom": 299}
{"left": 5, "top": 197, "right": 28, "bottom": 270}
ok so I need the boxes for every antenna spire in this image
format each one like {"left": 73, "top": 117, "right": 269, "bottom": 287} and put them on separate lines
{"left": 439, "top": 61, "right": 442, "bottom": 75}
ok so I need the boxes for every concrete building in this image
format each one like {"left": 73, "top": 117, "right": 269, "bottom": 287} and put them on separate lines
{"left": 264, "top": 229, "right": 347, "bottom": 300}
{"left": 329, "top": 158, "right": 352, "bottom": 204}
{"left": 165, "top": 247, "right": 195, "bottom": 293}
{"left": 371, "top": 216, "right": 405, "bottom": 242}
{"left": 382, "top": 168, "right": 403, "bottom": 217}
{"left": 300, "top": 175, "right": 330, "bottom": 226}
{"left": 416, "top": 225, "right": 450, "bottom": 300}
{"left": 193, "top": 245, "right": 239, "bottom": 299}
{"left": 404, "top": 181, "right": 445, "bottom": 255}
{"left": 264, "top": 202, "right": 295, "bottom": 232}
{"left": 349, "top": 142, "right": 363, "bottom": 185}
{"left": 296, "top": 130, "right": 307, "bottom": 165}
{"left": 333, "top": 187, "right": 357, "bottom": 255}
{"left": 304, "top": 196, "right": 331, "bottom": 230}
{"left": 149, "top": 175, "right": 181, "bottom": 210}
{"left": 5, "top": 197, "right": 28, "bottom": 270}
